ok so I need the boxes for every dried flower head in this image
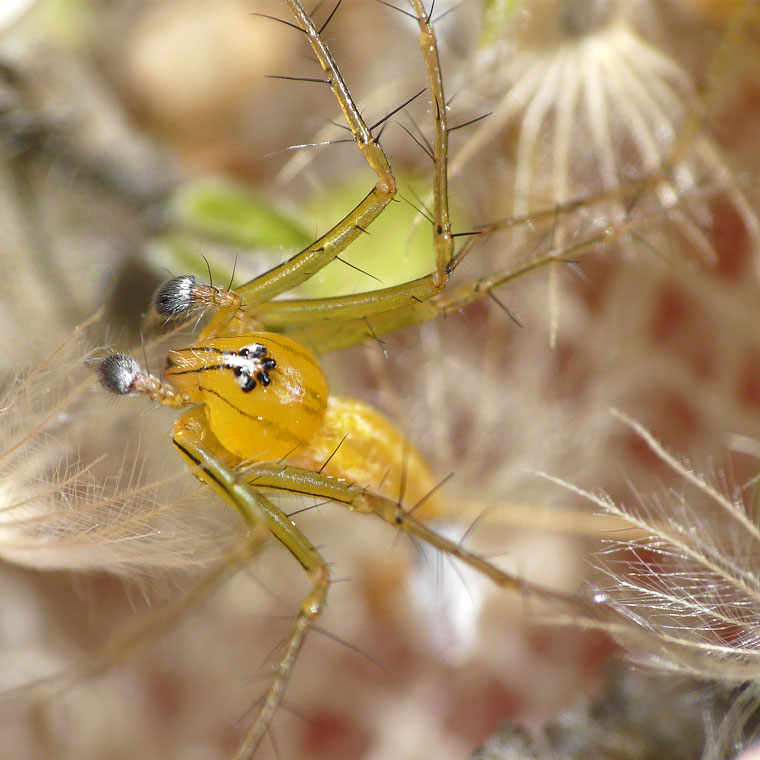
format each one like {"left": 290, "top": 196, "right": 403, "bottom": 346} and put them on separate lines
{"left": 451, "top": 0, "right": 760, "bottom": 341}
{"left": 0, "top": 319, "right": 243, "bottom": 577}
{"left": 545, "top": 410, "right": 760, "bottom": 755}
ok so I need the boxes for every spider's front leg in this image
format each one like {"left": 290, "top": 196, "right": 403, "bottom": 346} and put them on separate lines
{"left": 101, "top": 331, "right": 446, "bottom": 753}
{"left": 223, "top": 0, "right": 400, "bottom": 317}
{"left": 240, "top": 461, "right": 604, "bottom": 621}
{"left": 151, "top": 0, "right": 453, "bottom": 342}
{"left": 98, "top": 352, "right": 330, "bottom": 758}
{"left": 172, "top": 408, "right": 330, "bottom": 760}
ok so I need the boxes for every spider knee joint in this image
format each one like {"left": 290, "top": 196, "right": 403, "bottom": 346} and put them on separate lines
{"left": 376, "top": 176, "right": 396, "bottom": 198}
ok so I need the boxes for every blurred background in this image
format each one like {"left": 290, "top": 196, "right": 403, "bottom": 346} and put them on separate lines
{"left": 2, "top": 1, "right": 760, "bottom": 758}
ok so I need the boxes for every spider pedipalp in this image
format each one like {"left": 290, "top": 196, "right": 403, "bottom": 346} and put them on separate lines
{"left": 152, "top": 274, "right": 241, "bottom": 321}
{"left": 98, "top": 353, "right": 142, "bottom": 395}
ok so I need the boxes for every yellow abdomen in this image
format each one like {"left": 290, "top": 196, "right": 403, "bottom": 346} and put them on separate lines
{"left": 291, "top": 397, "right": 441, "bottom": 518}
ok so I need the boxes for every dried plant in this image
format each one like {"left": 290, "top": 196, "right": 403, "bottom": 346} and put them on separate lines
{"left": 0, "top": 316, "right": 245, "bottom": 577}
{"left": 542, "top": 408, "right": 760, "bottom": 756}
{"left": 451, "top": 0, "right": 760, "bottom": 343}
{"left": 1, "top": 1, "right": 760, "bottom": 760}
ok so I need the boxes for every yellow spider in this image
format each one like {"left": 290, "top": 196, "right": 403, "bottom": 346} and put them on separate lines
{"left": 96, "top": 1, "right": 615, "bottom": 756}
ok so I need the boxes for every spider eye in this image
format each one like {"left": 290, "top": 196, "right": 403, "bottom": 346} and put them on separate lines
{"left": 233, "top": 366, "right": 258, "bottom": 391}
{"left": 240, "top": 374, "right": 257, "bottom": 392}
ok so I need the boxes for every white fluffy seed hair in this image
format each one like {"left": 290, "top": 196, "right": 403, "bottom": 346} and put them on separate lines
{"left": 0, "top": 322, "right": 244, "bottom": 577}
{"left": 543, "top": 409, "right": 760, "bottom": 685}
{"left": 450, "top": 0, "right": 760, "bottom": 342}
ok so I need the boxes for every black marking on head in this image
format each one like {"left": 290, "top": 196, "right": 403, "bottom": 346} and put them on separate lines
{"left": 173, "top": 345, "right": 223, "bottom": 354}
{"left": 200, "top": 385, "right": 313, "bottom": 445}
{"left": 98, "top": 354, "right": 141, "bottom": 395}
{"left": 239, "top": 343, "right": 267, "bottom": 359}
{"left": 167, "top": 364, "right": 225, "bottom": 377}
{"left": 222, "top": 343, "right": 276, "bottom": 393}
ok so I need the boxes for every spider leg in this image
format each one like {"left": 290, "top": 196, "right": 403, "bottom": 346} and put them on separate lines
{"left": 268, "top": 200, "right": 655, "bottom": 353}
{"left": 200, "top": 0, "right": 451, "bottom": 341}
{"left": 407, "top": 0, "right": 452, "bottom": 285}
{"left": 213, "top": 172, "right": 661, "bottom": 353}
{"left": 172, "top": 408, "right": 329, "bottom": 760}
{"left": 172, "top": 408, "right": 602, "bottom": 758}
{"left": 211, "top": 0, "right": 398, "bottom": 320}
{"left": 246, "top": 188, "right": 622, "bottom": 329}
{"left": 241, "top": 460, "right": 599, "bottom": 618}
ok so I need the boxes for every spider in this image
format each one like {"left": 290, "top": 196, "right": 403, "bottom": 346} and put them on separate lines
{"left": 95, "top": 1, "right": 620, "bottom": 756}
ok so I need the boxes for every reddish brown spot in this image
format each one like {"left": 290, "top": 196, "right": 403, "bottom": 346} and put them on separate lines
{"left": 580, "top": 631, "right": 619, "bottom": 673}
{"left": 711, "top": 197, "right": 750, "bottom": 283}
{"left": 573, "top": 256, "right": 616, "bottom": 314}
{"left": 649, "top": 281, "right": 716, "bottom": 380}
{"left": 444, "top": 678, "right": 523, "bottom": 745}
{"left": 147, "top": 668, "right": 185, "bottom": 723}
{"left": 301, "top": 707, "right": 371, "bottom": 758}
{"left": 737, "top": 346, "right": 760, "bottom": 410}
{"left": 621, "top": 391, "right": 704, "bottom": 469}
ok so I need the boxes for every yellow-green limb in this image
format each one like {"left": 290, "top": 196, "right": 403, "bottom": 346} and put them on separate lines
{"left": 172, "top": 410, "right": 330, "bottom": 758}
{"left": 409, "top": 0, "right": 453, "bottom": 284}
{"left": 242, "top": 461, "right": 596, "bottom": 613}
{"left": 229, "top": 0, "right": 396, "bottom": 313}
